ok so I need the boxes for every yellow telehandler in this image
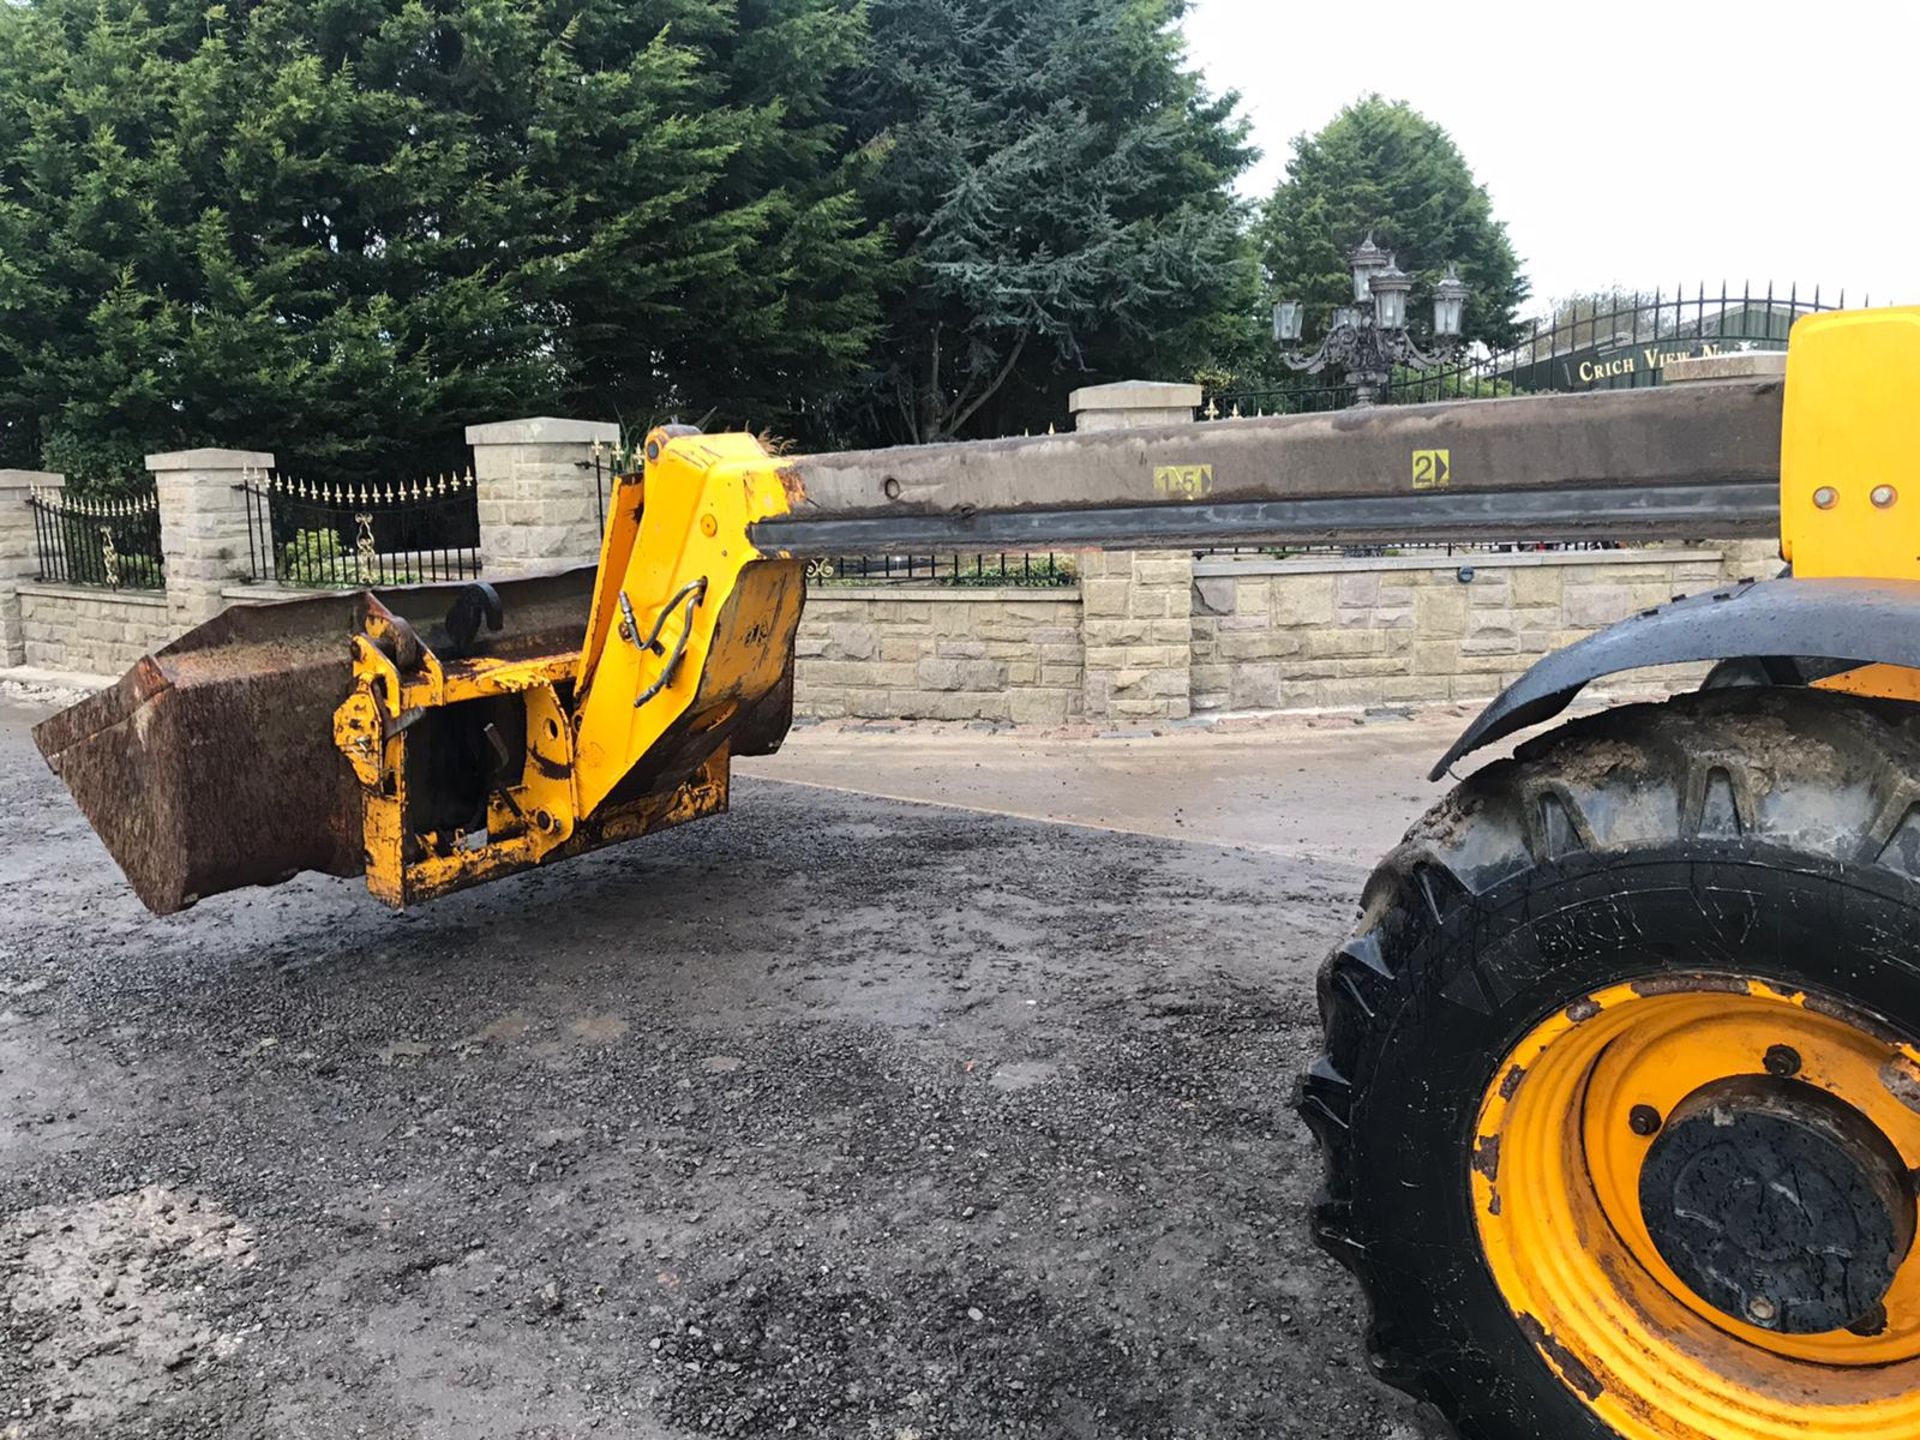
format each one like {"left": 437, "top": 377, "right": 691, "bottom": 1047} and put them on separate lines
{"left": 33, "top": 307, "right": 1920, "bottom": 1439}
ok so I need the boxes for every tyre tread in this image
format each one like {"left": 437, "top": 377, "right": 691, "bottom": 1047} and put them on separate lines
{"left": 1302, "top": 686, "right": 1920, "bottom": 1437}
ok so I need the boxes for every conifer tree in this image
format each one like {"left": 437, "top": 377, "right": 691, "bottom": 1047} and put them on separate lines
{"left": 0, "top": 0, "right": 881, "bottom": 482}
{"left": 843, "top": 0, "right": 1255, "bottom": 443}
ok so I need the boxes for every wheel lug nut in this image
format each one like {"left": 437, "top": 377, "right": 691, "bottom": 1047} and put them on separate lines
{"left": 1764, "top": 1045, "right": 1802, "bottom": 1078}
{"left": 1629, "top": 1104, "right": 1663, "bottom": 1136}
{"left": 1849, "top": 1302, "right": 1890, "bottom": 1337}
{"left": 1746, "top": 1295, "right": 1780, "bottom": 1325}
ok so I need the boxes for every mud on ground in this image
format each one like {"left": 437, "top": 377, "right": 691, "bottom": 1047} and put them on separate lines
{"left": 0, "top": 701, "right": 1434, "bottom": 1439}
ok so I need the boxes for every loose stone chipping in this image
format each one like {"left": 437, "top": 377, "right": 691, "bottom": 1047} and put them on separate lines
{"left": 5, "top": 1185, "right": 256, "bottom": 1430}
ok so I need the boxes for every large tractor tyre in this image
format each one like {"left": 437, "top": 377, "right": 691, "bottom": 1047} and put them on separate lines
{"left": 1300, "top": 686, "right": 1920, "bottom": 1440}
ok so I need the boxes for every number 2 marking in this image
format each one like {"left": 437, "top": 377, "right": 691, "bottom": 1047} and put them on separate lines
{"left": 1413, "top": 449, "right": 1452, "bottom": 490}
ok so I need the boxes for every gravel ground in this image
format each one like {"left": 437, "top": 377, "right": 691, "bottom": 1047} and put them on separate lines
{"left": 0, "top": 697, "right": 1437, "bottom": 1440}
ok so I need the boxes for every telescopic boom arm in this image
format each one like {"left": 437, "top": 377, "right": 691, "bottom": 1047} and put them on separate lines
{"left": 34, "top": 379, "right": 1786, "bottom": 913}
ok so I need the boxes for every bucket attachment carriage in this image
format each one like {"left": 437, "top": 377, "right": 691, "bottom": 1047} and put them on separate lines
{"left": 37, "top": 430, "right": 806, "bottom": 912}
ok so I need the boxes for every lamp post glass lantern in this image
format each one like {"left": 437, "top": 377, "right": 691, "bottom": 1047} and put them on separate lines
{"left": 1369, "top": 264, "right": 1412, "bottom": 331}
{"left": 1350, "top": 232, "right": 1388, "bottom": 303}
{"left": 1433, "top": 263, "right": 1469, "bottom": 340}
{"left": 1273, "top": 233, "right": 1471, "bottom": 406}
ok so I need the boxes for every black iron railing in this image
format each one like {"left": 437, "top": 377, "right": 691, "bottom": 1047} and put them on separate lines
{"left": 240, "top": 469, "right": 481, "bottom": 587}
{"left": 28, "top": 485, "right": 165, "bottom": 589}
{"left": 804, "top": 553, "right": 1077, "bottom": 587}
{"left": 1207, "top": 282, "right": 1851, "bottom": 417}
{"left": 589, "top": 440, "right": 646, "bottom": 535}
{"left": 588, "top": 445, "right": 1072, "bottom": 588}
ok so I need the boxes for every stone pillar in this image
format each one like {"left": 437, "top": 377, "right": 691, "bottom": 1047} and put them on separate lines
{"left": 1068, "top": 380, "right": 1206, "bottom": 432}
{"left": 0, "top": 469, "right": 65, "bottom": 666}
{"left": 1068, "top": 381, "right": 1202, "bottom": 724}
{"left": 466, "top": 416, "right": 620, "bottom": 576}
{"left": 148, "top": 447, "right": 273, "bottom": 633}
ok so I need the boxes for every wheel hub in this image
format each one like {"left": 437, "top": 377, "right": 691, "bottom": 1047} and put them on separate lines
{"left": 1639, "top": 1075, "right": 1917, "bottom": 1335}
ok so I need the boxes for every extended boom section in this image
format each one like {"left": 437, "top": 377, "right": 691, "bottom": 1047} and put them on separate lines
{"left": 35, "top": 382, "right": 1787, "bottom": 912}
{"left": 756, "top": 379, "right": 1784, "bottom": 553}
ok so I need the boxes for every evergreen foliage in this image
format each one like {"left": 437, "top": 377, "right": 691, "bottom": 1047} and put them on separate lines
{"left": 0, "top": 0, "right": 881, "bottom": 483}
{"left": 5, "top": 7, "right": 1499, "bottom": 467}
{"left": 842, "top": 0, "right": 1255, "bottom": 442}
{"left": 1257, "top": 96, "right": 1527, "bottom": 359}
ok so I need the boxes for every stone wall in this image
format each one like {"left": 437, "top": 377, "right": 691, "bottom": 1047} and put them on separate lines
{"left": 794, "top": 588, "right": 1084, "bottom": 725}
{"left": 11, "top": 547, "right": 1779, "bottom": 719}
{"left": 784, "top": 544, "right": 1780, "bottom": 725}
{"left": 1078, "top": 550, "right": 1193, "bottom": 722}
{"left": 1, "top": 417, "right": 618, "bottom": 675}
{"left": 0, "top": 470, "right": 62, "bottom": 666}
{"left": 18, "top": 584, "right": 173, "bottom": 676}
{"left": 1190, "top": 550, "right": 1741, "bottom": 714}
{"left": 147, "top": 448, "right": 271, "bottom": 632}
{"left": 1069, "top": 381, "right": 1201, "bottom": 724}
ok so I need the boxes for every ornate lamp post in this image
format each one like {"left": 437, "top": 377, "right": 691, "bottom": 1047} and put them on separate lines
{"left": 1273, "top": 234, "right": 1471, "bottom": 406}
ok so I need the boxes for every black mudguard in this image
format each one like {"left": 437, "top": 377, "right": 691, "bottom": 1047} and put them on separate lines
{"left": 1433, "top": 576, "right": 1920, "bottom": 779}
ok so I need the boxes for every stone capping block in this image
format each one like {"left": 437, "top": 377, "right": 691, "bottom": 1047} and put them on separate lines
{"left": 1068, "top": 380, "right": 1203, "bottom": 416}
{"left": 1193, "top": 549, "right": 1728, "bottom": 579}
{"left": 1662, "top": 352, "right": 1787, "bottom": 385}
{"left": 465, "top": 416, "right": 621, "bottom": 446}
{"left": 807, "top": 586, "right": 1081, "bottom": 604}
{"left": 18, "top": 581, "right": 168, "bottom": 607}
{"left": 0, "top": 469, "right": 64, "bottom": 490}
{"left": 145, "top": 447, "right": 276, "bottom": 471}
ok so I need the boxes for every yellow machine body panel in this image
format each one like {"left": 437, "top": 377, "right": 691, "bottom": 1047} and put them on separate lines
{"left": 1779, "top": 308, "right": 1920, "bottom": 702}
{"left": 1782, "top": 308, "right": 1920, "bottom": 582}
{"left": 568, "top": 432, "right": 800, "bottom": 817}
{"left": 1813, "top": 663, "right": 1920, "bottom": 703}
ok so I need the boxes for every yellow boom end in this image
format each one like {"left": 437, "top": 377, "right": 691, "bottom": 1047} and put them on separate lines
{"left": 333, "top": 427, "right": 805, "bottom": 907}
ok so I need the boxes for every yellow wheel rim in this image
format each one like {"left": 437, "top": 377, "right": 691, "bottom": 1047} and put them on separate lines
{"left": 1474, "top": 976, "right": 1920, "bottom": 1440}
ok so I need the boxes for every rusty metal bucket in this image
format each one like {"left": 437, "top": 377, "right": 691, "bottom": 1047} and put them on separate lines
{"left": 34, "top": 570, "right": 597, "bottom": 914}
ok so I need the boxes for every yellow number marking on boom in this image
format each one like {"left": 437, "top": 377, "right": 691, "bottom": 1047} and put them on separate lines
{"left": 1413, "top": 449, "right": 1451, "bottom": 489}
{"left": 1154, "top": 464, "right": 1213, "bottom": 499}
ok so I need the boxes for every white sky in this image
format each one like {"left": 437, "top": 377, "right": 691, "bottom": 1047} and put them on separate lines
{"left": 1183, "top": 0, "right": 1918, "bottom": 313}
